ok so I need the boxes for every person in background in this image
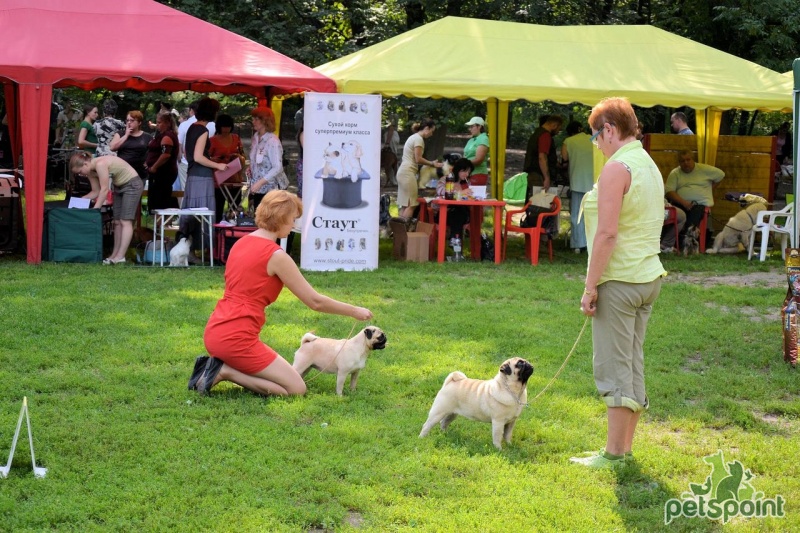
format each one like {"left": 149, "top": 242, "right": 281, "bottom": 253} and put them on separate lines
{"left": 572, "top": 96, "right": 665, "bottom": 468}
{"left": 296, "top": 126, "right": 305, "bottom": 199}
{"left": 247, "top": 107, "right": 289, "bottom": 211}
{"left": 179, "top": 97, "right": 227, "bottom": 263}
{"left": 661, "top": 150, "right": 723, "bottom": 252}
{"left": 523, "top": 115, "right": 563, "bottom": 202}
{"left": 396, "top": 118, "right": 442, "bottom": 219}
{"left": 561, "top": 121, "right": 594, "bottom": 253}
{"left": 208, "top": 113, "right": 244, "bottom": 222}
{"left": 144, "top": 111, "right": 180, "bottom": 212}
{"left": 381, "top": 119, "right": 400, "bottom": 185}
{"left": 110, "top": 110, "right": 152, "bottom": 180}
{"left": 670, "top": 112, "right": 693, "bottom": 135}
{"left": 69, "top": 152, "right": 144, "bottom": 265}
{"left": 193, "top": 190, "right": 373, "bottom": 397}
{"left": 434, "top": 157, "right": 474, "bottom": 239}
{"left": 55, "top": 101, "right": 82, "bottom": 148}
{"left": 772, "top": 121, "right": 792, "bottom": 166}
{"left": 94, "top": 99, "right": 125, "bottom": 157}
{"left": 148, "top": 101, "right": 173, "bottom": 130}
{"left": 77, "top": 104, "right": 99, "bottom": 155}
{"left": 463, "top": 116, "right": 490, "bottom": 186}
{"left": 176, "top": 102, "right": 198, "bottom": 201}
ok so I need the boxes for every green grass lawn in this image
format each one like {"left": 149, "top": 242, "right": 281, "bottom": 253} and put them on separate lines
{"left": 0, "top": 236, "right": 798, "bottom": 532}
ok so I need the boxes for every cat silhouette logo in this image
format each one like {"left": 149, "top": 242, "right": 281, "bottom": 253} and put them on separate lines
{"left": 664, "top": 450, "right": 785, "bottom": 524}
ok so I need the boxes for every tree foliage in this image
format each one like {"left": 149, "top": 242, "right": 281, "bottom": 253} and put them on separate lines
{"left": 153, "top": 0, "right": 798, "bottom": 139}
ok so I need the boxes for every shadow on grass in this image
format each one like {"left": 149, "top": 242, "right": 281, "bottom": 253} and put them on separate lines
{"left": 614, "top": 461, "right": 723, "bottom": 532}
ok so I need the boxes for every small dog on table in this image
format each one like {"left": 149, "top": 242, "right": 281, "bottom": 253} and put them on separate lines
{"left": 419, "top": 357, "right": 534, "bottom": 450}
{"left": 292, "top": 326, "right": 387, "bottom": 396}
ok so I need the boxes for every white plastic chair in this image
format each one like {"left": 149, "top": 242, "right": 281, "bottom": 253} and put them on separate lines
{"left": 748, "top": 204, "right": 795, "bottom": 261}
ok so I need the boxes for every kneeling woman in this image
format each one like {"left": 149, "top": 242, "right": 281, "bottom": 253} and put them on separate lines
{"left": 69, "top": 152, "right": 143, "bottom": 264}
{"left": 193, "top": 190, "right": 373, "bottom": 396}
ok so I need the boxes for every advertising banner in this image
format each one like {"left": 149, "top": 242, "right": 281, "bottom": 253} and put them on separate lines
{"left": 300, "top": 93, "right": 382, "bottom": 271}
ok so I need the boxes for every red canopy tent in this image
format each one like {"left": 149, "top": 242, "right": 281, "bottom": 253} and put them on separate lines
{"left": 0, "top": 0, "right": 336, "bottom": 263}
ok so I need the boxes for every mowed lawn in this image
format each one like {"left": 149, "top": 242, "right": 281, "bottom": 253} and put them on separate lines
{"left": 0, "top": 246, "right": 798, "bottom": 532}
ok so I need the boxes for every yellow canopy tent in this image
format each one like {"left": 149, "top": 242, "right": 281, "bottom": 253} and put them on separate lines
{"left": 316, "top": 17, "right": 791, "bottom": 197}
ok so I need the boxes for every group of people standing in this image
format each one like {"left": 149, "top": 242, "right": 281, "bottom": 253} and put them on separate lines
{"left": 67, "top": 96, "right": 291, "bottom": 265}
{"left": 392, "top": 115, "right": 490, "bottom": 220}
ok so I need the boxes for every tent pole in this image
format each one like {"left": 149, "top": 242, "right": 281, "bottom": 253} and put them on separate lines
{"left": 793, "top": 58, "right": 800, "bottom": 243}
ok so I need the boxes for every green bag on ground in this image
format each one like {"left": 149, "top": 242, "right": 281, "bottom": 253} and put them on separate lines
{"left": 42, "top": 207, "right": 103, "bottom": 263}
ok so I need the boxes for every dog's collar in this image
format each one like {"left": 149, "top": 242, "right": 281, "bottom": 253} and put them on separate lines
{"left": 500, "top": 380, "right": 529, "bottom": 407}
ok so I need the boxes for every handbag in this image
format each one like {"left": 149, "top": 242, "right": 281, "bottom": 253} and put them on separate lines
{"left": 137, "top": 239, "right": 172, "bottom": 264}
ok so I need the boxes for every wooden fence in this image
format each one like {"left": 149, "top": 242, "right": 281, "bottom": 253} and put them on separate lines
{"left": 644, "top": 134, "right": 776, "bottom": 228}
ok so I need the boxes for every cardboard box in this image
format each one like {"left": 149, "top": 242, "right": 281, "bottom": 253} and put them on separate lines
{"left": 389, "top": 219, "right": 434, "bottom": 261}
{"left": 406, "top": 232, "right": 429, "bottom": 262}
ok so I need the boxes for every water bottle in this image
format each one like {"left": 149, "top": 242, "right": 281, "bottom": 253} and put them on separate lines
{"left": 452, "top": 234, "right": 463, "bottom": 262}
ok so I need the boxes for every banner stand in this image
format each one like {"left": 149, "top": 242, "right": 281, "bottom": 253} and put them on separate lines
{"left": 1, "top": 397, "right": 47, "bottom": 478}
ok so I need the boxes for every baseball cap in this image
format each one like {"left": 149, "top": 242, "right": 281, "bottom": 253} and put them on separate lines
{"left": 465, "top": 116, "right": 486, "bottom": 127}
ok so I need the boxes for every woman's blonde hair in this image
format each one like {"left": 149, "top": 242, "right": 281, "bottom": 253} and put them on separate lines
{"left": 251, "top": 107, "right": 276, "bottom": 132}
{"left": 69, "top": 151, "right": 92, "bottom": 173}
{"left": 255, "top": 190, "right": 302, "bottom": 231}
{"left": 157, "top": 111, "right": 176, "bottom": 131}
{"left": 588, "top": 97, "right": 637, "bottom": 140}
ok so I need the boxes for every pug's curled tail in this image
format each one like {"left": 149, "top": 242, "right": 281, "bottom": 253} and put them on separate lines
{"left": 300, "top": 332, "right": 319, "bottom": 344}
{"left": 444, "top": 371, "right": 467, "bottom": 385}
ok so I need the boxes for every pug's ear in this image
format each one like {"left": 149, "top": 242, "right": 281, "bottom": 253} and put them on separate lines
{"left": 364, "top": 328, "right": 374, "bottom": 339}
{"left": 500, "top": 362, "right": 512, "bottom": 375}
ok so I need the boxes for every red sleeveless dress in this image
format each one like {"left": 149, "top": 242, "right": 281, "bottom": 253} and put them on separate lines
{"left": 203, "top": 235, "right": 284, "bottom": 374}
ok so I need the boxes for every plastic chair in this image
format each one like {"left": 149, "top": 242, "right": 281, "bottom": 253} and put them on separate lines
{"left": 748, "top": 204, "right": 795, "bottom": 261}
{"left": 503, "top": 196, "right": 561, "bottom": 265}
{"left": 663, "top": 206, "right": 680, "bottom": 252}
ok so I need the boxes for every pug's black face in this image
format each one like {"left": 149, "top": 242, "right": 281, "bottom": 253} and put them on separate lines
{"left": 364, "top": 327, "right": 387, "bottom": 350}
{"left": 500, "top": 357, "right": 534, "bottom": 384}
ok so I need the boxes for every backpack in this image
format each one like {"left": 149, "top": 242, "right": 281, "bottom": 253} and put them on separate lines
{"left": 520, "top": 204, "right": 555, "bottom": 228}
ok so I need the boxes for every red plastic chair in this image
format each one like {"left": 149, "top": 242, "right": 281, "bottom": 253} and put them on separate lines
{"left": 698, "top": 206, "right": 711, "bottom": 253}
{"left": 503, "top": 196, "right": 561, "bottom": 265}
{"left": 663, "top": 206, "right": 680, "bottom": 252}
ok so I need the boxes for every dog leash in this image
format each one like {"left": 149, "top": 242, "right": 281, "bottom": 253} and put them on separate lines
{"left": 302, "top": 319, "right": 362, "bottom": 384}
{"left": 507, "top": 316, "right": 590, "bottom": 406}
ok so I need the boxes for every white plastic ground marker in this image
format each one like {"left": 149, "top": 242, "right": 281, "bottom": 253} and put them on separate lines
{"left": 1, "top": 397, "right": 47, "bottom": 478}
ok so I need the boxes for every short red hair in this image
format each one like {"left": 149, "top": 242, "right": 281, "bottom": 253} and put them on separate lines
{"left": 251, "top": 107, "right": 276, "bottom": 132}
{"left": 255, "top": 190, "right": 302, "bottom": 231}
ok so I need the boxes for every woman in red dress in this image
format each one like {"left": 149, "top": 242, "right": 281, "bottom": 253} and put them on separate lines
{"left": 192, "top": 190, "right": 373, "bottom": 396}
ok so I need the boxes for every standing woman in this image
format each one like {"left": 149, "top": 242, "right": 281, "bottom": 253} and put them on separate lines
{"left": 247, "top": 107, "right": 289, "bottom": 211}
{"left": 208, "top": 113, "right": 244, "bottom": 222}
{"left": 110, "top": 110, "right": 152, "bottom": 181}
{"left": 396, "top": 118, "right": 442, "bottom": 219}
{"left": 144, "top": 111, "right": 180, "bottom": 212}
{"left": 77, "top": 104, "right": 99, "bottom": 155}
{"left": 179, "top": 97, "right": 227, "bottom": 260}
{"left": 193, "top": 190, "right": 373, "bottom": 396}
{"left": 571, "top": 97, "right": 666, "bottom": 468}
{"left": 463, "top": 116, "right": 490, "bottom": 186}
{"left": 69, "top": 152, "right": 144, "bottom": 264}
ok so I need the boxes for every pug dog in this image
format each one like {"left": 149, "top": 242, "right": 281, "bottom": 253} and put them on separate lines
{"left": 419, "top": 357, "right": 534, "bottom": 450}
{"left": 292, "top": 326, "right": 387, "bottom": 396}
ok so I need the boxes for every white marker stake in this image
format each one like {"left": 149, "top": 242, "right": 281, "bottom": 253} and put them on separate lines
{"left": 1, "top": 397, "right": 47, "bottom": 478}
